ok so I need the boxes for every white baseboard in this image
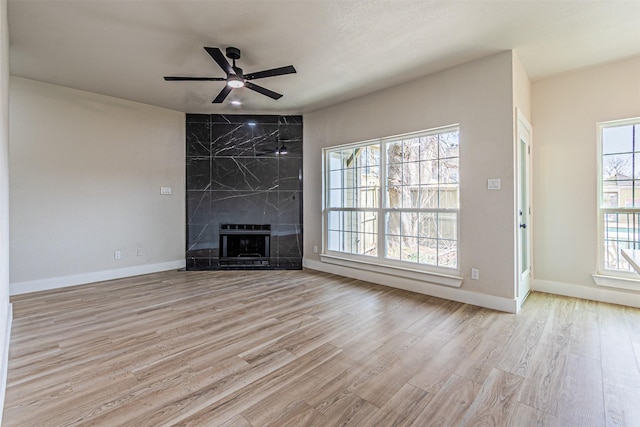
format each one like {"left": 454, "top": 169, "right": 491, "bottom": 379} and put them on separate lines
{"left": 533, "top": 278, "right": 640, "bottom": 308}
{"left": 9, "top": 260, "right": 186, "bottom": 296}
{"left": 0, "top": 302, "right": 12, "bottom": 425}
{"left": 303, "top": 258, "right": 518, "bottom": 313}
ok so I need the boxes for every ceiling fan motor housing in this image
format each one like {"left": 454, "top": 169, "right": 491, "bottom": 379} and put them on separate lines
{"left": 226, "top": 47, "right": 241, "bottom": 60}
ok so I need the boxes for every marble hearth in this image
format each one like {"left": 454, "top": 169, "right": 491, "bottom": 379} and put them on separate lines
{"left": 186, "top": 114, "right": 303, "bottom": 270}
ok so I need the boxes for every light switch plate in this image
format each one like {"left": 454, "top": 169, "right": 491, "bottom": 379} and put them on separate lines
{"left": 160, "top": 186, "right": 172, "bottom": 195}
{"left": 487, "top": 179, "right": 501, "bottom": 190}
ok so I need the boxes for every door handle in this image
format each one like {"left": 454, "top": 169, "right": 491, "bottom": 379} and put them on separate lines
{"left": 520, "top": 223, "right": 527, "bottom": 229}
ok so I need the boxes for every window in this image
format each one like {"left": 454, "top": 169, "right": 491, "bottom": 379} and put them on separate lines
{"left": 599, "top": 118, "right": 640, "bottom": 273}
{"left": 324, "top": 126, "right": 460, "bottom": 271}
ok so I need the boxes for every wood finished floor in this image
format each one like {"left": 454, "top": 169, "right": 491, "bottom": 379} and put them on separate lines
{"left": 4, "top": 269, "right": 640, "bottom": 426}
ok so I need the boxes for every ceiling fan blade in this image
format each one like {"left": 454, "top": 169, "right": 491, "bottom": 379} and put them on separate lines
{"left": 212, "top": 85, "right": 233, "bottom": 103}
{"left": 245, "top": 65, "right": 297, "bottom": 80}
{"left": 245, "top": 82, "right": 283, "bottom": 100}
{"left": 204, "top": 47, "right": 234, "bottom": 75}
{"left": 164, "top": 76, "right": 226, "bottom": 81}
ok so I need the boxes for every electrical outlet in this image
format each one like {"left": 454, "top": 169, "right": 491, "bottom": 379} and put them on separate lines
{"left": 471, "top": 268, "right": 479, "bottom": 280}
{"left": 313, "top": 245, "right": 318, "bottom": 253}
{"left": 137, "top": 248, "right": 144, "bottom": 257}
{"left": 114, "top": 250, "right": 122, "bottom": 260}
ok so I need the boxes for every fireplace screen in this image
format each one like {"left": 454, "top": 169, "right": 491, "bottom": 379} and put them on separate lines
{"left": 219, "top": 224, "right": 271, "bottom": 267}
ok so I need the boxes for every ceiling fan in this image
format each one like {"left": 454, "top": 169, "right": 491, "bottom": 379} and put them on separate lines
{"left": 164, "top": 47, "right": 296, "bottom": 103}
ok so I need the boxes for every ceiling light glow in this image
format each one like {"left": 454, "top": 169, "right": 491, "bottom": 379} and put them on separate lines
{"left": 227, "top": 75, "right": 245, "bottom": 88}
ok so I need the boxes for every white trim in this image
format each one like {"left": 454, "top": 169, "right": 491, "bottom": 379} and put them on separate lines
{"left": 304, "top": 258, "right": 517, "bottom": 313}
{"left": 515, "top": 109, "right": 533, "bottom": 307}
{"left": 592, "top": 273, "right": 640, "bottom": 292}
{"left": 0, "top": 302, "right": 12, "bottom": 424}
{"left": 320, "top": 253, "right": 463, "bottom": 287}
{"left": 9, "top": 260, "right": 186, "bottom": 296}
{"left": 516, "top": 289, "right": 531, "bottom": 308}
{"left": 533, "top": 278, "right": 640, "bottom": 309}
{"left": 596, "top": 117, "right": 640, "bottom": 274}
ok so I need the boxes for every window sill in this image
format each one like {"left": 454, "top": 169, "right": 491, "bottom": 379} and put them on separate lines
{"left": 319, "top": 253, "right": 463, "bottom": 288}
{"left": 592, "top": 274, "right": 640, "bottom": 291}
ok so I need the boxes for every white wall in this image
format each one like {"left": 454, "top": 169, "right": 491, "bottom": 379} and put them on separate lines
{"left": 303, "top": 51, "right": 518, "bottom": 309}
{"left": 532, "top": 56, "right": 640, "bottom": 304}
{"left": 513, "top": 52, "right": 532, "bottom": 121}
{"left": 9, "top": 77, "right": 185, "bottom": 294}
{"left": 0, "top": 0, "right": 11, "bottom": 417}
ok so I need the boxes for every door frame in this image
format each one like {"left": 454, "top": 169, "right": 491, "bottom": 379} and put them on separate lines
{"left": 516, "top": 109, "right": 533, "bottom": 309}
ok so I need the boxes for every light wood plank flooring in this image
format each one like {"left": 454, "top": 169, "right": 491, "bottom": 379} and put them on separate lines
{"left": 4, "top": 269, "right": 640, "bottom": 426}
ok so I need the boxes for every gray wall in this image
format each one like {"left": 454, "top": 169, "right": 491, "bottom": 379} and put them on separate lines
{"left": 303, "top": 51, "right": 519, "bottom": 308}
{"left": 9, "top": 77, "right": 185, "bottom": 293}
{"left": 532, "top": 55, "right": 640, "bottom": 306}
{"left": 0, "top": 0, "right": 11, "bottom": 415}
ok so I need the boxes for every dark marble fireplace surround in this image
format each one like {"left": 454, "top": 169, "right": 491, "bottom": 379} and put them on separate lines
{"left": 186, "top": 114, "right": 303, "bottom": 270}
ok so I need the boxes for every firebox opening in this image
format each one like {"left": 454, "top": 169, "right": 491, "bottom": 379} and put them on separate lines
{"left": 219, "top": 224, "right": 271, "bottom": 267}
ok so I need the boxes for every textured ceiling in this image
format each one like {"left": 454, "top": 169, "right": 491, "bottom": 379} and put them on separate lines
{"left": 8, "top": 0, "right": 640, "bottom": 114}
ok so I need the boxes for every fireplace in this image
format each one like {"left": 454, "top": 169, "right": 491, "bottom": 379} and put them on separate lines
{"left": 219, "top": 224, "right": 271, "bottom": 267}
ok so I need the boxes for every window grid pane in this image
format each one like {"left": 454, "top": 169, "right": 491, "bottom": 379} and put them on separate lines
{"left": 326, "top": 126, "right": 459, "bottom": 270}
{"left": 384, "top": 211, "right": 458, "bottom": 268}
{"left": 600, "top": 121, "right": 640, "bottom": 273}
{"left": 603, "top": 211, "right": 640, "bottom": 271}
{"left": 383, "top": 129, "right": 459, "bottom": 268}
{"left": 386, "top": 132, "right": 459, "bottom": 210}
{"left": 327, "top": 209, "right": 378, "bottom": 257}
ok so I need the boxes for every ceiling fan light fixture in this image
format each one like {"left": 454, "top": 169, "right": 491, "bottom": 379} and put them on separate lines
{"left": 165, "top": 47, "right": 295, "bottom": 103}
{"left": 227, "top": 75, "right": 245, "bottom": 88}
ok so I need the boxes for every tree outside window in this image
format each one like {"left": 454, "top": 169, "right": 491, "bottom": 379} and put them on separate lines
{"left": 325, "top": 126, "right": 459, "bottom": 270}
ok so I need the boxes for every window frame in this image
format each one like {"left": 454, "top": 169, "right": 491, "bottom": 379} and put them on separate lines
{"left": 597, "top": 117, "right": 640, "bottom": 279}
{"left": 322, "top": 125, "right": 461, "bottom": 277}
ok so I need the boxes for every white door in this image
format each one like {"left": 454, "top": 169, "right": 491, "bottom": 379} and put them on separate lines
{"left": 516, "top": 110, "right": 532, "bottom": 307}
